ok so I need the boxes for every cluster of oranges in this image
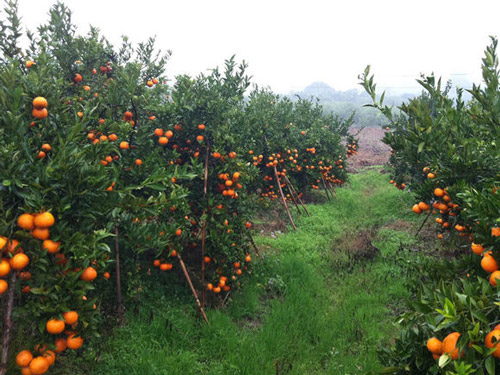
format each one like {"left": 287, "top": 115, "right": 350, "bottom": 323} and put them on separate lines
{"left": 205, "top": 254, "right": 251, "bottom": 293}
{"left": 427, "top": 326, "right": 500, "bottom": 361}
{"left": 146, "top": 78, "right": 160, "bottom": 87}
{"left": 32, "top": 96, "right": 48, "bottom": 120}
{"left": 217, "top": 172, "right": 242, "bottom": 198}
{"left": 346, "top": 141, "right": 358, "bottom": 157}
{"left": 15, "top": 311, "right": 83, "bottom": 374}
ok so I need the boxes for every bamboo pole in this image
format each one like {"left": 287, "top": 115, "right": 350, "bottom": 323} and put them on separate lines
{"left": 249, "top": 235, "right": 262, "bottom": 259}
{"left": 321, "top": 176, "right": 332, "bottom": 201}
{"left": 274, "top": 166, "right": 296, "bottom": 230}
{"left": 0, "top": 272, "right": 16, "bottom": 375}
{"left": 285, "top": 179, "right": 302, "bottom": 214}
{"left": 283, "top": 175, "right": 310, "bottom": 217}
{"left": 201, "top": 143, "right": 210, "bottom": 308}
{"left": 115, "top": 228, "right": 124, "bottom": 324}
{"left": 177, "top": 254, "right": 210, "bottom": 325}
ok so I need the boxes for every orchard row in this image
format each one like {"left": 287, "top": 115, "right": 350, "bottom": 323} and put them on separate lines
{"left": 0, "top": 3, "right": 354, "bottom": 374}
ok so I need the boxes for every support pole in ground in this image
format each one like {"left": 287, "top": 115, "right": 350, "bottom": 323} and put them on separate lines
{"left": 285, "top": 179, "right": 302, "bottom": 215}
{"left": 201, "top": 143, "right": 210, "bottom": 308}
{"left": 115, "top": 228, "right": 124, "bottom": 324}
{"left": 321, "top": 176, "right": 332, "bottom": 201}
{"left": 415, "top": 210, "right": 432, "bottom": 238}
{"left": 249, "top": 235, "right": 262, "bottom": 259}
{"left": 283, "top": 174, "right": 310, "bottom": 217}
{"left": 177, "top": 254, "right": 210, "bottom": 325}
{"left": 0, "top": 272, "right": 16, "bottom": 375}
{"left": 274, "top": 166, "right": 297, "bottom": 230}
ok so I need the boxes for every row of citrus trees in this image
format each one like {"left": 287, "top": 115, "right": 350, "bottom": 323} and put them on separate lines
{"left": 0, "top": 2, "right": 353, "bottom": 374}
{"left": 360, "top": 37, "right": 500, "bottom": 375}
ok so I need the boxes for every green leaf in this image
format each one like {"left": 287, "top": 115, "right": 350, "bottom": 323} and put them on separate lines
{"left": 486, "top": 355, "right": 495, "bottom": 375}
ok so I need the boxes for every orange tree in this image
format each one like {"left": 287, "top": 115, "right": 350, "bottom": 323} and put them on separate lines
{"left": 0, "top": 1, "right": 355, "bottom": 373}
{"left": 360, "top": 38, "right": 500, "bottom": 374}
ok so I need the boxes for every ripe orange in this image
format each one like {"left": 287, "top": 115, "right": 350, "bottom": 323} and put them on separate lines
{"left": 245, "top": 255, "right": 251, "bottom": 262}
{"left": 0, "top": 279, "right": 7, "bottom": 294}
{"left": 66, "top": 334, "right": 83, "bottom": 349}
{"left": 42, "top": 240, "right": 60, "bottom": 254}
{"left": 434, "top": 188, "right": 444, "bottom": 197}
{"left": 32, "top": 97, "right": 47, "bottom": 109}
{"left": 74, "top": 73, "right": 82, "bottom": 83}
{"left": 63, "top": 311, "right": 78, "bottom": 325}
{"left": 46, "top": 319, "right": 65, "bottom": 334}
{"left": 32, "top": 108, "right": 48, "bottom": 119}
{"left": 229, "top": 151, "right": 236, "bottom": 159}
{"left": 485, "top": 330, "right": 500, "bottom": 358}
{"left": 176, "top": 229, "right": 182, "bottom": 236}
{"left": 26, "top": 60, "right": 35, "bottom": 68}
{"left": 165, "top": 130, "right": 174, "bottom": 139}
{"left": 426, "top": 337, "right": 443, "bottom": 354}
{"left": 482, "top": 255, "right": 499, "bottom": 273}
{"left": 103, "top": 272, "right": 110, "bottom": 279}
{"left": 196, "top": 135, "right": 204, "bottom": 142}
{"left": 471, "top": 243, "right": 484, "bottom": 256}
{"left": 34, "top": 212, "right": 55, "bottom": 228}
{"left": 0, "top": 258, "right": 11, "bottom": 277}
{"left": 412, "top": 204, "right": 422, "bottom": 214}
{"left": 29, "top": 356, "right": 49, "bottom": 375}
{"left": 124, "top": 111, "right": 133, "bottom": 120}
{"left": 18, "top": 213, "right": 35, "bottom": 230}
{"left": 427, "top": 173, "right": 435, "bottom": 179}
{"left": 154, "top": 128, "right": 163, "bottom": 136}
{"left": 490, "top": 271, "right": 500, "bottom": 287}
{"left": 54, "top": 338, "right": 67, "bottom": 353}
{"left": 119, "top": 141, "right": 129, "bottom": 150}
{"left": 80, "top": 267, "right": 97, "bottom": 281}
{"left": 204, "top": 256, "right": 211, "bottom": 263}
{"left": 16, "top": 350, "right": 33, "bottom": 367}
{"left": 10, "top": 253, "right": 29, "bottom": 270}
{"left": 418, "top": 202, "right": 429, "bottom": 211}
{"left": 158, "top": 136, "right": 168, "bottom": 145}
{"left": 135, "top": 159, "right": 143, "bottom": 166}
{"left": 442, "top": 332, "right": 461, "bottom": 359}
{"left": 42, "top": 350, "right": 55, "bottom": 366}
{"left": 31, "top": 228, "right": 50, "bottom": 240}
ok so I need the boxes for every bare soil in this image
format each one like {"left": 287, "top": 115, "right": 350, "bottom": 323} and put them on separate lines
{"left": 348, "top": 126, "right": 391, "bottom": 170}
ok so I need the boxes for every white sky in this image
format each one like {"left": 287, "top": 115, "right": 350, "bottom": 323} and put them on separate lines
{"left": 10, "top": 0, "right": 500, "bottom": 94}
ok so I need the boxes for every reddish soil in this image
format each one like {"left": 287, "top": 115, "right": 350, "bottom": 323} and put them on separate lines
{"left": 347, "top": 126, "right": 391, "bottom": 170}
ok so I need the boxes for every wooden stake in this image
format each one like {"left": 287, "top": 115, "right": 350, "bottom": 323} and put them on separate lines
{"left": 201, "top": 143, "right": 210, "bottom": 308}
{"left": 415, "top": 210, "right": 432, "bottom": 238}
{"left": 115, "top": 228, "right": 124, "bottom": 324}
{"left": 285, "top": 181, "right": 302, "bottom": 214}
{"left": 249, "top": 235, "right": 262, "bottom": 259}
{"left": 321, "top": 176, "right": 332, "bottom": 201}
{"left": 177, "top": 254, "right": 210, "bottom": 325}
{"left": 274, "top": 166, "right": 297, "bottom": 230}
{"left": 283, "top": 174, "right": 310, "bottom": 217}
{"left": 0, "top": 272, "right": 16, "bottom": 375}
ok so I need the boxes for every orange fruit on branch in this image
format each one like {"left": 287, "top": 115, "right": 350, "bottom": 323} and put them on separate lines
{"left": 34, "top": 212, "right": 55, "bottom": 228}
{"left": 29, "top": 356, "right": 49, "bottom": 375}
{"left": 46, "top": 319, "right": 65, "bottom": 334}
{"left": 16, "top": 350, "right": 33, "bottom": 367}
{"left": 32, "top": 97, "right": 47, "bottom": 109}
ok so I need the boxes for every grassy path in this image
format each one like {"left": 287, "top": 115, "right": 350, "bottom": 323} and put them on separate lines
{"left": 91, "top": 168, "right": 423, "bottom": 375}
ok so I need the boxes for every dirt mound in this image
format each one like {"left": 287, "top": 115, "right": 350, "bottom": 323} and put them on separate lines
{"left": 348, "top": 127, "right": 391, "bottom": 170}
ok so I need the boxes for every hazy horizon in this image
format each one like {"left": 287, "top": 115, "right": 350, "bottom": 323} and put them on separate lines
{"left": 9, "top": 0, "right": 500, "bottom": 95}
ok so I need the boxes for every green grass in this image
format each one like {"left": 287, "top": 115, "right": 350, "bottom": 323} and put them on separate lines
{"left": 89, "top": 167, "right": 427, "bottom": 375}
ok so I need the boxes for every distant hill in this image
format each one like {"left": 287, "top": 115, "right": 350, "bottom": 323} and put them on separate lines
{"left": 287, "top": 81, "right": 416, "bottom": 127}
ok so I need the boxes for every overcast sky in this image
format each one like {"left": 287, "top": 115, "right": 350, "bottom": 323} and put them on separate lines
{"left": 11, "top": 0, "right": 500, "bottom": 94}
